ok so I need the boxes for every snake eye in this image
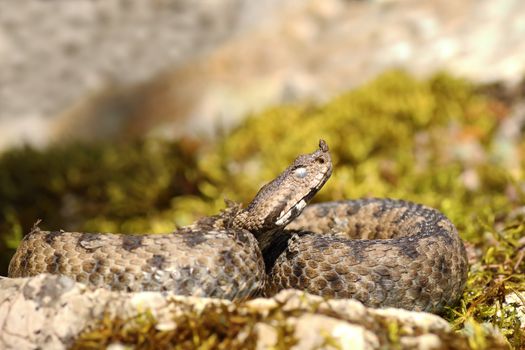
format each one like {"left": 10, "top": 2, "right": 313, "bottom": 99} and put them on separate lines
{"left": 294, "top": 167, "right": 307, "bottom": 178}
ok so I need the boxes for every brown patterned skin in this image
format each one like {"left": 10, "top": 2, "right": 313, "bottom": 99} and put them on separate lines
{"left": 8, "top": 140, "right": 468, "bottom": 312}
{"left": 8, "top": 227, "right": 264, "bottom": 299}
{"left": 266, "top": 199, "right": 468, "bottom": 313}
{"left": 8, "top": 140, "right": 332, "bottom": 300}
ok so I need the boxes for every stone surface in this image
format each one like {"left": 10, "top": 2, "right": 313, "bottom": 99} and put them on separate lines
{"left": 0, "top": 274, "right": 509, "bottom": 349}
{"left": 2, "top": 0, "right": 525, "bottom": 149}
{"left": 0, "top": 0, "right": 296, "bottom": 149}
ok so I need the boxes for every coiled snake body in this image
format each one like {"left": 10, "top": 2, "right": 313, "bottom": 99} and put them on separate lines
{"left": 8, "top": 140, "right": 468, "bottom": 313}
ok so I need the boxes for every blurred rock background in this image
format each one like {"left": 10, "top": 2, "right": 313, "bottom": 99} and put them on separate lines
{"left": 1, "top": 0, "right": 525, "bottom": 150}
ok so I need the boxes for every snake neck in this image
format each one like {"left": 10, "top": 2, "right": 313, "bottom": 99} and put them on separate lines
{"left": 232, "top": 139, "right": 332, "bottom": 251}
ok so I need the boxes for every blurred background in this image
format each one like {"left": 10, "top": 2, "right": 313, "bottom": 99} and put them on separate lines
{"left": 1, "top": 2, "right": 525, "bottom": 341}
{"left": 2, "top": 0, "right": 525, "bottom": 149}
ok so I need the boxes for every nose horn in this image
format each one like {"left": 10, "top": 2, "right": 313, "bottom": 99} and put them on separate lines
{"left": 319, "top": 139, "right": 329, "bottom": 152}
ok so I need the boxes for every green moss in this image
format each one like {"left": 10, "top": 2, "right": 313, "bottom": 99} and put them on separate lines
{"left": 1, "top": 70, "right": 524, "bottom": 347}
{"left": 0, "top": 139, "right": 203, "bottom": 274}
{"left": 195, "top": 70, "right": 500, "bottom": 212}
{"left": 72, "top": 301, "right": 298, "bottom": 350}
{"left": 72, "top": 296, "right": 507, "bottom": 350}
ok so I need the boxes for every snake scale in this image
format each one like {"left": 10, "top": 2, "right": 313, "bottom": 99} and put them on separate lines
{"left": 8, "top": 140, "right": 468, "bottom": 313}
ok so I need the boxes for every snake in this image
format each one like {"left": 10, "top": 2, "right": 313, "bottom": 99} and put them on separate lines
{"left": 8, "top": 140, "right": 468, "bottom": 313}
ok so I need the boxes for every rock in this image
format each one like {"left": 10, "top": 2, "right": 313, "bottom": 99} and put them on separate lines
{"left": 0, "top": 274, "right": 509, "bottom": 349}
{"left": 0, "top": 0, "right": 295, "bottom": 150}
{"left": 3, "top": 0, "right": 525, "bottom": 150}
{"left": 503, "top": 291, "right": 525, "bottom": 327}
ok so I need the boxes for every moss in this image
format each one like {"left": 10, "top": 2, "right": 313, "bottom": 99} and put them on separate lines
{"left": 72, "top": 295, "right": 507, "bottom": 350}
{"left": 0, "top": 139, "right": 202, "bottom": 274}
{"left": 386, "top": 320, "right": 402, "bottom": 350}
{"left": 195, "top": 70, "right": 500, "bottom": 211}
{"left": 72, "top": 301, "right": 298, "bottom": 350}
{"left": 1, "top": 70, "right": 525, "bottom": 347}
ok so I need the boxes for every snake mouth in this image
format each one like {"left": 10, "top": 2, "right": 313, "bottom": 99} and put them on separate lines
{"left": 275, "top": 198, "right": 309, "bottom": 226}
{"left": 275, "top": 173, "right": 330, "bottom": 226}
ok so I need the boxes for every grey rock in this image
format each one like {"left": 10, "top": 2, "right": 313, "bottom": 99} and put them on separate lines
{"left": 2, "top": 0, "right": 525, "bottom": 150}
{"left": 0, "top": 274, "right": 509, "bottom": 349}
{"left": 0, "top": 0, "right": 294, "bottom": 149}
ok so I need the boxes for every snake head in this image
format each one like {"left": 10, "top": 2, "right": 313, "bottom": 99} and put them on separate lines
{"left": 234, "top": 140, "right": 332, "bottom": 246}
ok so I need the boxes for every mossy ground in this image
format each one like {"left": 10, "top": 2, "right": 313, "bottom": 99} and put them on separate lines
{"left": 1, "top": 71, "right": 524, "bottom": 348}
{"left": 71, "top": 301, "right": 299, "bottom": 350}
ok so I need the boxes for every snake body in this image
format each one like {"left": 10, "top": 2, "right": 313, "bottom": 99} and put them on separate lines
{"left": 8, "top": 140, "right": 468, "bottom": 312}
